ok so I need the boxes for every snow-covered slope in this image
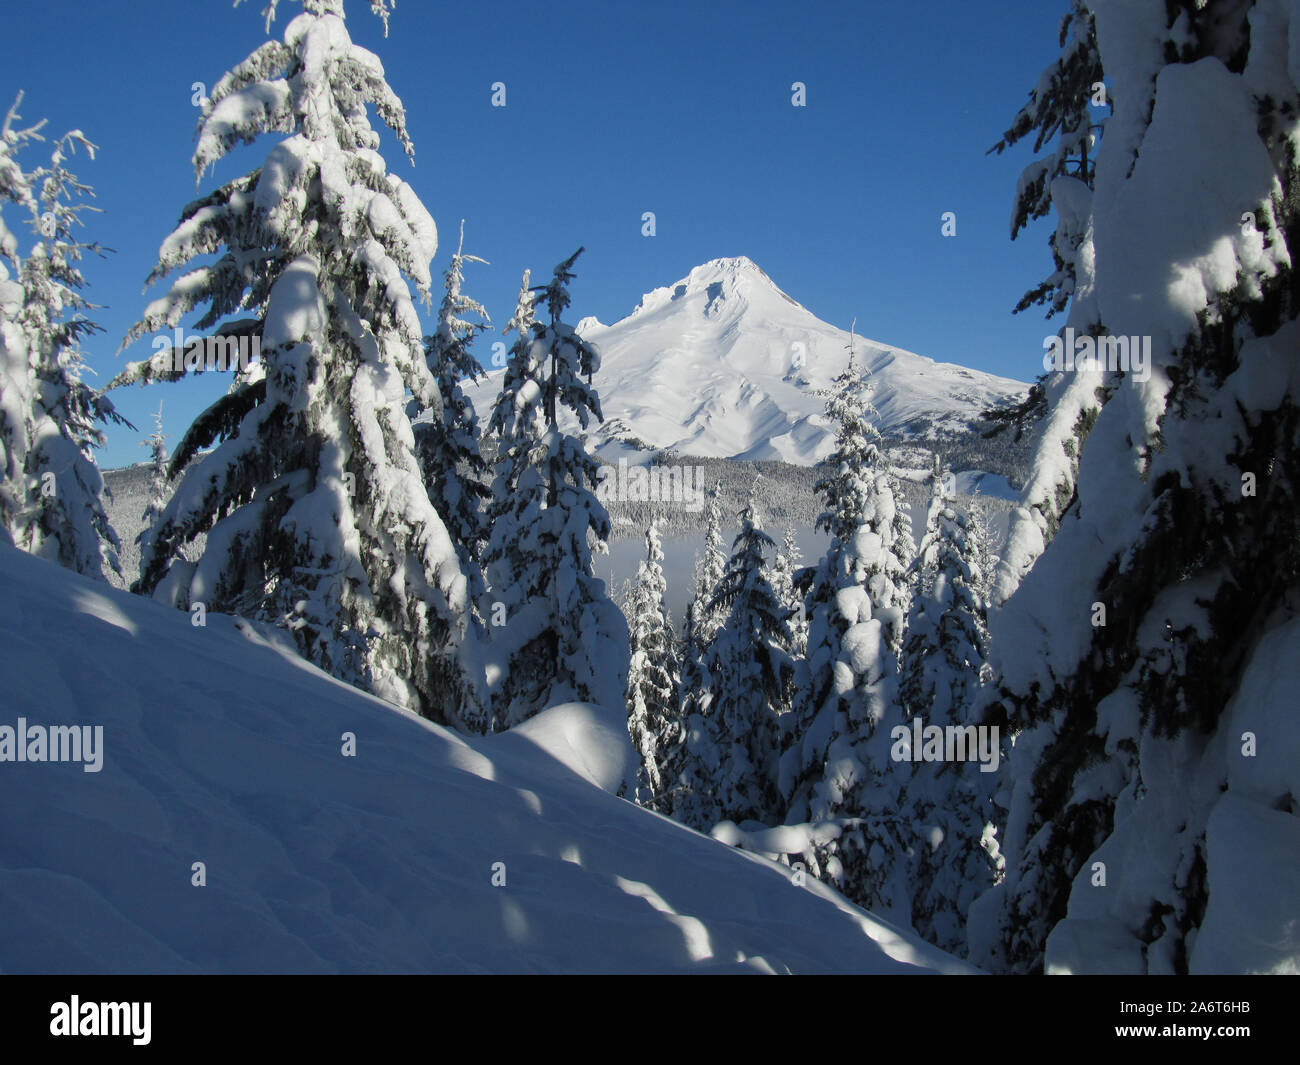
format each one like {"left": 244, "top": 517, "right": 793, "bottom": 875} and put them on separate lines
{"left": 465, "top": 257, "right": 1027, "bottom": 464}
{"left": 0, "top": 542, "right": 971, "bottom": 974}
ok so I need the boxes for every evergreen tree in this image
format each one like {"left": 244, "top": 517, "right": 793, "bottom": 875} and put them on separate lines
{"left": 623, "top": 523, "right": 682, "bottom": 811}
{"left": 413, "top": 220, "right": 491, "bottom": 604}
{"left": 971, "top": 0, "right": 1300, "bottom": 974}
{"left": 0, "top": 93, "right": 37, "bottom": 264}
{"left": 678, "top": 481, "right": 726, "bottom": 718}
{"left": 964, "top": 491, "right": 999, "bottom": 616}
{"left": 890, "top": 473, "right": 916, "bottom": 586}
{"left": 898, "top": 461, "right": 999, "bottom": 953}
{"left": 482, "top": 250, "right": 628, "bottom": 729}
{"left": 766, "top": 523, "right": 806, "bottom": 732}
{"left": 109, "top": 0, "right": 484, "bottom": 726}
{"left": 672, "top": 480, "right": 725, "bottom": 819}
{"left": 988, "top": 1, "right": 1112, "bottom": 602}
{"left": 689, "top": 479, "right": 727, "bottom": 642}
{"left": 779, "top": 351, "right": 913, "bottom": 920}
{"left": 678, "top": 480, "right": 792, "bottom": 830}
{"left": 904, "top": 454, "right": 945, "bottom": 601}
{"left": 900, "top": 458, "right": 991, "bottom": 721}
{"left": 0, "top": 93, "right": 42, "bottom": 550}
{"left": 988, "top": 0, "right": 1104, "bottom": 319}
{"left": 482, "top": 271, "right": 546, "bottom": 726}
{"left": 0, "top": 115, "right": 126, "bottom": 579}
{"left": 772, "top": 524, "right": 807, "bottom": 660}
{"left": 138, "top": 402, "right": 171, "bottom": 559}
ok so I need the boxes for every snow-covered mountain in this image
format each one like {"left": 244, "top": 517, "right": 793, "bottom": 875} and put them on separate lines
{"left": 466, "top": 256, "right": 1028, "bottom": 464}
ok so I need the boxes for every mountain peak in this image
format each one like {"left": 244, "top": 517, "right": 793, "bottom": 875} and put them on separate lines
{"left": 687, "top": 255, "right": 763, "bottom": 279}
{"left": 630, "top": 256, "right": 803, "bottom": 319}
{"left": 463, "top": 258, "right": 1028, "bottom": 465}
{"left": 681, "top": 256, "right": 791, "bottom": 298}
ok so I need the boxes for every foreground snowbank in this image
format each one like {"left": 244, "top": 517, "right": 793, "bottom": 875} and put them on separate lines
{"left": 0, "top": 543, "right": 971, "bottom": 973}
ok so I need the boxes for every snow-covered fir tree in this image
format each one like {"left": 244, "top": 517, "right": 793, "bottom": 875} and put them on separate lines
{"left": 904, "top": 454, "right": 945, "bottom": 600}
{"left": 772, "top": 524, "right": 808, "bottom": 660}
{"left": 900, "top": 458, "right": 991, "bottom": 721}
{"left": 969, "top": 0, "right": 1300, "bottom": 975}
{"left": 683, "top": 478, "right": 727, "bottom": 649}
{"left": 0, "top": 95, "right": 36, "bottom": 256}
{"left": 901, "top": 455, "right": 944, "bottom": 683}
{"left": 482, "top": 250, "right": 628, "bottom": 729}
{"left": 412, "top": 220, "right": 491, "bottom": 605}
{"left": 138, "top": 402, "right": 170, "bottom": 544}
{"left": 891, "top": 480, "right": 915, "bottom": 583}
{"left": 0, "top": 93, "right": 42, "bottom": 550}
{"left": 481, "top": 270, "right": 546, "bottom": 726}
{"left": 987, "top": 0, "right": 1112, "bottom": 603}
{"left": 109, "top": 0, "right": 485, "bottom": 726}
{"left": 0, "top": 116, "right": 126, "bottom": 580}
{"left": 678, "top": 481, "right": 726, "bottom": 713}
{"left": 778, "top": 350, "right": 914, "bottom": 920}
{"left": 964, "top": 490, "right": 999, "bottom": 615}
{"left": 676, "top": 479, "right": 793, "bottom": 831}
{"left": 898, "top": 459, "right": 999, "bottom": 954}
{"left": 989, "top": 0, "right": 1104, "bottom": 319}
{"left": 623, "top": 522, "right": 682, "bottom": 811}
{"left": 671, "top": 480, "right": 726, "bottom": 816}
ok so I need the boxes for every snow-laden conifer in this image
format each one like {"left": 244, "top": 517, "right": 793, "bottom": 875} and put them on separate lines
{"left": 413, "top": 220, "right": 491, "bottom": 604}
{"left": 772, "top": 525, "right": 807, "bottom": 661}
{"left": 678, "top": 480, "right": 792, "bottom": 830}
{"left": 988, "top": 1, "right": 1111, "bottom": 602}
{"left": 482, "top": 250, "right": 628, "bottom": 728}
{"left": 623, "top": 522, "right": 682, "bottom": 810}
{"left": 971, "top": 0, "right": 1300, "bottom": 974}
{"left": 137, "top": 403, "right": 171, "bottom": 559}
{"left": 0, "top": 114, "right": 125, "bottom": 579}
{"left": 0, "top": 94, "right": 43, "bottom": 549}
{"left": 778, "top": 349, "right": 913, "bottom": 918}
{"left": 111, "top": 1, "right": 484, "bottom": 725}
{"left": 898, "top": 460, "right": 999, "bottom": 953}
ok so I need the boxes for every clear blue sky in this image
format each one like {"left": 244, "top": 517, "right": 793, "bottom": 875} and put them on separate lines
{"left": 4, "top": 0, "right": 1067, "bottom": 468}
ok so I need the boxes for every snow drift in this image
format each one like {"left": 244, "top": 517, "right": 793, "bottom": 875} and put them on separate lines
{"left": 0, "top": 542, "right": 971, "bottom": 974}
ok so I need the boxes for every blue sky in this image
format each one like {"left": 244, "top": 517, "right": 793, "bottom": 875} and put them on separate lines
{"left": 4, "top": 0, "right": 1067, "bottom": 468}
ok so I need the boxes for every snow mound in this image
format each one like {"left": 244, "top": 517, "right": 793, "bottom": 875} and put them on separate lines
{"left": 495, "top": 701, "right": 637, "bottom": 795}
{"left": 0, "top": 543, "right": 971, "bottom": 974}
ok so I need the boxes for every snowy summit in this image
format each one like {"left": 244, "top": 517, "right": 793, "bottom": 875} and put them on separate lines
{"left": 463, "top": 256, "right": 1028, "bottom": 463}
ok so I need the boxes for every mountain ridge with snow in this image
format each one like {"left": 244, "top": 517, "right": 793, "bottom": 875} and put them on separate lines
{"left": 467, "top": 256, "right": 1029, "bottom": 465}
